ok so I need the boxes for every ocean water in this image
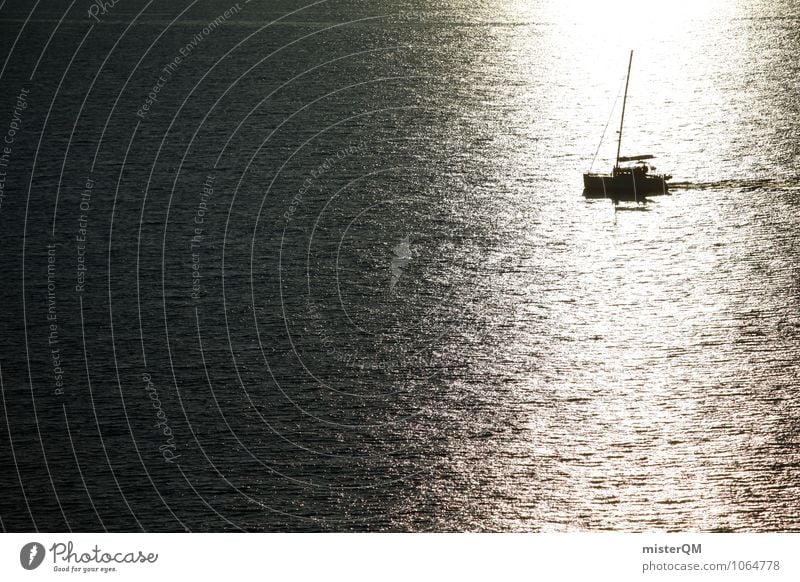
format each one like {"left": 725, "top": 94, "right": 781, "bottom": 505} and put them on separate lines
{"left": 0, "top": 0, "right": 798, "bottom": 532}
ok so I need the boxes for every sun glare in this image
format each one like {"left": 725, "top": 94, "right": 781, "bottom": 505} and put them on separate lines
{"left": 511, "top": 0, "right": 739, "bottom": 39}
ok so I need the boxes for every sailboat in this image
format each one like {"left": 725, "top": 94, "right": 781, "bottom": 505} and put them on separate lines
{"left": 583, "top": 50, "right": 671, "bottom": 201}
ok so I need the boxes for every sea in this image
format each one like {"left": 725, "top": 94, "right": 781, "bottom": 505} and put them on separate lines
{"left": 0, "top": 0, "right": 798, "bottom": 532}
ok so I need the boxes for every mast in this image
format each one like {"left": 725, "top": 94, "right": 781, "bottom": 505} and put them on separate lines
{"left": 615, "top": 50, "right": 634, "bottom": 168}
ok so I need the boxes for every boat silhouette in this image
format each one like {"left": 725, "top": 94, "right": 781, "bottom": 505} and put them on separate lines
{"left": 583, "top": 50, "right": 672, "bottom": 202}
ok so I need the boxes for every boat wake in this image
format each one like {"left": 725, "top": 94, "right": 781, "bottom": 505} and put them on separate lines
{"left": 669, "top": 178, "right": 800, "bottom": 192}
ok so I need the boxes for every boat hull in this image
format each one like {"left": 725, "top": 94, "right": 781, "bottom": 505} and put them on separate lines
{"left": 583, "top": 173, "right": 669, "bottom": 200}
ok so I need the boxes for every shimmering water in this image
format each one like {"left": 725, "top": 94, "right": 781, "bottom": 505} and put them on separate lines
{"left": 0, "top": 0, "right": 798, "bottom": 532}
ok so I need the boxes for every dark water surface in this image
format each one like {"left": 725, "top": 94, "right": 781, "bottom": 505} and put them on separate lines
{"left": 0, "top": 0, "right": 798, "bottom": 531}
